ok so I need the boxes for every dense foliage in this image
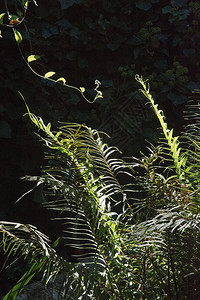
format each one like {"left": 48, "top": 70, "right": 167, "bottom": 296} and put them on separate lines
{"left": 1, "top": 0, "right": 200, "bottom": 221}
{"left": 1, "top": 77, "right": 200, "bottom": 299}
{"left": 1, "top": 0, "right": 200, "bottom": 299}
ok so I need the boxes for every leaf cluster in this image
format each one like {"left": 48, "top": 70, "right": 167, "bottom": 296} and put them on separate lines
{"left": 1, "top": 80, "right": 200, "bottom": 298}
{"left": 0, "top": 1, "right": 200, "bottom": 299}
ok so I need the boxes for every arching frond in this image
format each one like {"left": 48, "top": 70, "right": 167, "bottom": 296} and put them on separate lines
{"left": 0, "top": 221, "right": 109, "bottom": 300}
{"left": 3, "top": 90, "right": 200, "bottom": 299}
{"left": 135, "top": 75, "right": 187, "bottom": 181}
{"left": 0, "top": 100, "right": 141, "bottom": 298}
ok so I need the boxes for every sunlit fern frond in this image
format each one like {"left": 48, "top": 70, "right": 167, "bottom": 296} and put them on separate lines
{"left": 0, "top": 221, "right": 110, "bottom": 300}
{"left": 50, "top": 123, "right": 132, "bottom": 198}
{"left": 0, "top": 221, "right": 52, "bottom": 259}
{"left": 0, "top": 221, "right": 66, "bottom": 299}
{"left": 16, "top": 101, "right": 138, "bottom": 276}
{"left": 125, "top": 203, "right": 200, "bottom": 298}
{"left": 135, "top": 75, "right": 187, "bottom": 181}
{"left": 140, "top": 205, "right": 200, "bottom": 235}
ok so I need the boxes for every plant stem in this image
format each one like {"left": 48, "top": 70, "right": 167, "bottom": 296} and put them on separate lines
{"left": 168, "top": 231, "right": 179, "bottom": 300}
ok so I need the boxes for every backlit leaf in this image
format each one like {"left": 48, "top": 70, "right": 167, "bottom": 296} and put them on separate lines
{"left": 44, "top": 71, "right": 56, "bottom": 78}
{"left": 27, "top": 55, "right": 40, "bottom": 63}
{"left": 14, "top": 29, "right": 22, "bottom": 44}
{"left": 57, "top": 77, "right": 66, "bottom": 84}
{"left": 22, "top": 0, "right": 28, "bottom": 8}
{"left": 0, "top": 13, "right": 5, "bottom": 25}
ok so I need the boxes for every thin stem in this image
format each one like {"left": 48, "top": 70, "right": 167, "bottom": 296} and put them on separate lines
{"left": 4, "top": 0, "right": 28, "bottom": 27}
{"left": 3, "top": 0, "right": 102, "bottom": 104}
{"left": 17, "top": 41, "right": 102, "bottom": 103}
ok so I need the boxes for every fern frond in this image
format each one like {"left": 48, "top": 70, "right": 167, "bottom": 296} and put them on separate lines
{"left": 0, "top": 221, "right": 109, "bottom": 300}
{"left": 182, "top": 100, "right": 200, "bottom": 187}
{"left": 135, "top": 75, "right": 187, "bottom": 181}
{"left": 19, "top": 99, "right": 139, "bottom": 274}
{"left": 0, "top": 221, "right": 62, "bottom": 299}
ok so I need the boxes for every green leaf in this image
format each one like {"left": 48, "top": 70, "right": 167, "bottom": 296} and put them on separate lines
{"left": 162, "top": 6, "right": 172, "bottom": 14}
{"left": 44, "top": 71, "right": 56, "bottom": 78}
{"left": 22, "top": 0, "right": 28, "bottom": 8}
{"left": 3, "top": 260, "right": 46, "bottom": 300}
{"left": 0, "top": 13, "right": 5, "bottom": 25}
{"left": 46, "top": 122, "right": 51, "bottom": 134}
{"left": 136, "top": 0, "right": 152, "bottom": 11}
{"left": 56, "top": 77, "right": 66, "bottom": 84}
{"left": 52, "top": 237, "right": 61, "bottom": 248}
{"left": 97, "top": 91, "right": 103, "bottom": 97}
{"left": 14, "top": 29, "right": 22, "bottom": 44}
{"left": 96, "top": 95, "right": 103, "bottom": 99}
{"left": 168, "top": 129, "right": 173, "bottom": 145}
{"left": 27, "top": 55, "right": 40, "bottom": 63}
{"left": 80, "top": 87, "right": 85, "bottom": 93}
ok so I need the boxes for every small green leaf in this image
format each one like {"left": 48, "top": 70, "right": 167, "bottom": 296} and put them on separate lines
{"left": 80, "top": 87, "right": 85, "bottom": 93}
{"left": 168, "top": 129, "right": 173, "bottom": 145}
{"left": 22, "top": 0, "right": 29, "bottom": 8}
{"left": 27, "top": 55, "right": 40, "bottom": 63}
{"left": 0, "top": 13, "right": 6, "bottom": 25}
{"left": 56, "top": 77, "right": 66, "bottom": 84}
{"left": 95, "top": 91, "right": 103, "bottom": 101}
{"left": 14, "top": 29, "right": 22, "bottom": 44}
{"left": 52, "top": 237, "right": 61, "bottom": 248}
{"left": 46, "top": 122, "right": 51, "bottom": 134}
{"left": 44, "top": 71, "right": 56, "bottom": 78}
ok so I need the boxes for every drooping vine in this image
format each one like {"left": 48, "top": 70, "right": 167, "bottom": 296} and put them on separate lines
{"left": 0, "top": 0, "right": 103, "bottom": 104}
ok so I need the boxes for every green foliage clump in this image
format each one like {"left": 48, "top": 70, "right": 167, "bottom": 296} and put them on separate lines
{"left": 0, "top": 1, "right": 200, "bottom": 299}
{"left": 1, "top": 77, "right": 200, "bottom": 299}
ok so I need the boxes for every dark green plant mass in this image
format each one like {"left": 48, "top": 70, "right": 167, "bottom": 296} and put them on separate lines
{"left": 1, "top": 78, "right": 200, "bottom": 299}
{"left": 0, "top": 0, "right": 200, "bottom": 299}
